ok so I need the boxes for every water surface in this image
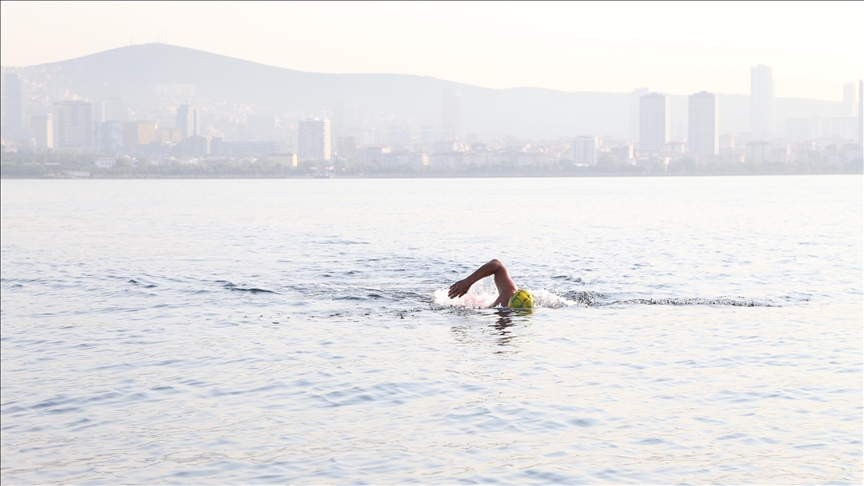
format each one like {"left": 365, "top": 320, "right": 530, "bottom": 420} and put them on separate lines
{"left": 1, "top": 176, "right": 861, "bottom": 483}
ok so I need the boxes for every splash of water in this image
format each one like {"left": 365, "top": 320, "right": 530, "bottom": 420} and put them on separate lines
{"left": 531, "top": 289, "right": 574, "bottom": 308}
{"left": 432, "top": 277, "right": 574, "bottom": 309}
{"left": 433, "top": 276, "right": 499, "bottom": 309}
{"left": 432, "top": 287, "right": 497, "bottom": 309}
{"left": 432, "top": 286, "right": 774, "bottom": 310}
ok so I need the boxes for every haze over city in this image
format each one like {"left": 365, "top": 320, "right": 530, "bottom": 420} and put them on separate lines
{"left": 2, "top": 2, "right": 861, "bottom": 99}
{"left": 2, "top": 3, "right": 862, "bottom": 484}
{"left": 1, "top": 1, "right": 861, "bottom": 177}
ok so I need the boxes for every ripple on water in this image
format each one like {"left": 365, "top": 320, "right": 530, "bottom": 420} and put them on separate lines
{"left": 1, "top": 177, "right": 861, "bottom": 483}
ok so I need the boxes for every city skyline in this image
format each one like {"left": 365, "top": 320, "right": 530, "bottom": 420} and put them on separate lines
{"left": 2, "top": 42, "right": 856, "bottom": 141}
{"left": 1, "top": 2, "right": 861, "bottom": 101}
{"left": 1, "top": 38, "right": 860, "bottom": 175}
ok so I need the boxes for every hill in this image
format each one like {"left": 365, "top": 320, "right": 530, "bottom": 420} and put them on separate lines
{"left": 2, "top": 43, "right": 845, "bottom": 140}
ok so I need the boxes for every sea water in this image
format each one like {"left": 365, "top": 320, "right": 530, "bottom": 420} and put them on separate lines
{"left": 1, "top": 176, "right": 861, "bottom": 484}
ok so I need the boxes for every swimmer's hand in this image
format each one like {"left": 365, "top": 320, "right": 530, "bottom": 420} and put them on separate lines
{"left": 448, "top": 279, "right": 473, "bottom": 299}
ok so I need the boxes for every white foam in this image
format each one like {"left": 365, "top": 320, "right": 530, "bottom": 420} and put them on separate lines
{"left": 432, "top": 277, "right": 574, "bottom": 309}
{"left": 433, "top": 276, "right": 498, "bottom": 309}
{"left": 531, "top": 289, "right": 575, "bottom": 308}
{"left": 433, "top": 287, "right": 497, "bottom": 309}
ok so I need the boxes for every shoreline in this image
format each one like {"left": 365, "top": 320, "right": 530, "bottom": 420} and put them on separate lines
{"left": 2, "top": 171, "right": 861, "bottom": 180}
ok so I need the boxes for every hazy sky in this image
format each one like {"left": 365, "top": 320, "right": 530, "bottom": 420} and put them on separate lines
{"left": 1, "top": 1, "right": 861, "bottom": 100}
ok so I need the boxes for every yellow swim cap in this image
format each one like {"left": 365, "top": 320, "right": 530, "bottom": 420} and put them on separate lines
{"left": 508, "top": 289, "right": 536, "bottom": 308}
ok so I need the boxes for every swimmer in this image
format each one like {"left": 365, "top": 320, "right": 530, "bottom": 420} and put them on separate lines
{"left": 448, "top": 259, "right": 535, "bottom": 308}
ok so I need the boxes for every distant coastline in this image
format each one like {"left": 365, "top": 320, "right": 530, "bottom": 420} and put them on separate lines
{"left": 3, "top": 149, "right": 861, "bottom": 180}
{"left": 3, "top": 169, "right": 861, "bottom": 180}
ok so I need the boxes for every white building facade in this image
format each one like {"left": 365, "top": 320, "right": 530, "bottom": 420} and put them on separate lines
{"left": 639, "top": 93, "right": 669, "bottom": 151}
{"left": 629, "top": 87, "right": 649, "bottom": 143}
{"left": 441, "top": 90, "right": 463, "bottom": 141}
{"left": 298, "top": 118, "right": 331, "bottom": 161}
{"left": 4, "top": 73, "right": 24, "bottom": 139}
{"left": 30, "top": 114, "right": 53, "bottom": 148}
{"left": 750, "top": 65, "right": 775, "bottom": 139}
{"left": 843, "top": 82, "right": 857, "bottom": 117}
{"left": 53, "top": 101, "right": 93, "bottom": 148}
{"left": 688, "top": 91, "right": 719, "bottom": 156}
{"left": 176, "top": 104, "right": 199, "bottom": 139}
{"left": 612, "top": 143, "right": 633, "bottom": 165}
{"left": 95, "top": 99, "right": 129, "bottom": 123}
{"left": 572, "top": 136, "right": 598, "bottom": 165}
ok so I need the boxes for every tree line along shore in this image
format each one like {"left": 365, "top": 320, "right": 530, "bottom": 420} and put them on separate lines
{"left": 1, "top": 152, "right": 861, "bottom": 179}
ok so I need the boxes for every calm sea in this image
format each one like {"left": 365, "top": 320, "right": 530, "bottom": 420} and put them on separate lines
{"left": 1, "top": 176, "right": 861, "bottom": 484}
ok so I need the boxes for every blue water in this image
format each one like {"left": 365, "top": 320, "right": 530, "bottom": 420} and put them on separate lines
{"left": 1, "top": 176, "right": 861, "bottom": 483}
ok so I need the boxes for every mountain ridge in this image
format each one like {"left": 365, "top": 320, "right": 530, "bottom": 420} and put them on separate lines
{"left": 2, "top": 43, "right": 845, "bottom": 139}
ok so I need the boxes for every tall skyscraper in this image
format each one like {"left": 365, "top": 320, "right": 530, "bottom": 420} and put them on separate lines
{"left": 639, "top": 93, "right": 669, "bottom": 151}
{"left": 53, "top": 101, "right": 93, "bottom": 148}
{"left": 298, "top": 118, "right": 331, "bottom": 161}
{"left": 4, "top": 73, "right": 24, "bottom": 138}
{"left": 441, "top": 90, "right": 463, "bottom": 141}
{"left": 96, "top": 121, "right": 124, "bottom": 155}
{"left": 750, "top": 65, "right": 775, "bottom": 139}
{"left": 30, "top": 114, "right": 52, "bottom": 148}
{"left": 688, "top": 91, "right": 719, "bottom": 155}
{"left": 572, "top": 136, "right": 598, "bottom": 165}
{"left": 95, "top": 98, "right": 128, "bottom": 122}
{"left": 630, "top": 87, "right": 649, "bottom": 143}
{"left": 176, "top": 104, "right": 199, "bottom": 139}
{"left": 843, "top": 83, "right": 857, "bottom": 116}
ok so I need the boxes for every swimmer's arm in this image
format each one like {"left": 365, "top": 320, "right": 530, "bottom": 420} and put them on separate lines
{"left": 490, "top": 293, "right": 510, "bottom": 308}
{"left": 448, "top": 259, "right": 509, "bottom": 299}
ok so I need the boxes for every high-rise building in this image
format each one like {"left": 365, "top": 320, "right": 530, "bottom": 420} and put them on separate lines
{"left": 30, "top": 114, "right": 52, "bottom": 148}
{"left": 612, "top": 143, "right": 634, "bottom": 165}
{"left": 572, "top": 136, "right": 598, "bottom": 165}
{"left": 420, "top": 127, "right": 443, "bottom": 144}
{"left": 4, "top": 73, "right": 24, "bottom": 139}
{"left": 859, "top": 80, "right": 863, "bottom": 145}
{"left": 53, "top": 101, "right": 93, "bottom": 148}
{"left": 746, "top": 141, "right": 770, "bottom": 163}
{"left": 388, "top": 126, "right": 413, "bottom": 145}
{"left": 629, "top": 87, "right": 649, "bottom": 143}
{"left": 95, "top": 98, "right": 128, "bottom": 122}
{"left": 361, "top": 128, "right": 382, "bottom": 146}
{"left": 688, "top": 91, "right": 719, "bottom": 155}
{"left": 843, "top": 83, "right": 857, "bottom": 117}
{"left": 639, "top": 93, "right": 669, "bottom": 151}
{"left": 96, "top": 121, "right": 124, "bottom": 155}
{"left": 122, "top": 121, "right": 157, "bottom": 146}
{"left": 156, "top": 128, "right": 182, "bottom": 143}
{"left": 185, "top": 135, "right": 210, "bottom": 156}
{"left": 442, "top": 90, "right": 463, "bottom": 141}
{"left": 176, "top": 104, "right": 199, "bottom": 139}
{"left": 298, "top": 118, "right": 331, "bottom": 161}
{"left": 751, "top": 65, "right": 775, "bottom": 139}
